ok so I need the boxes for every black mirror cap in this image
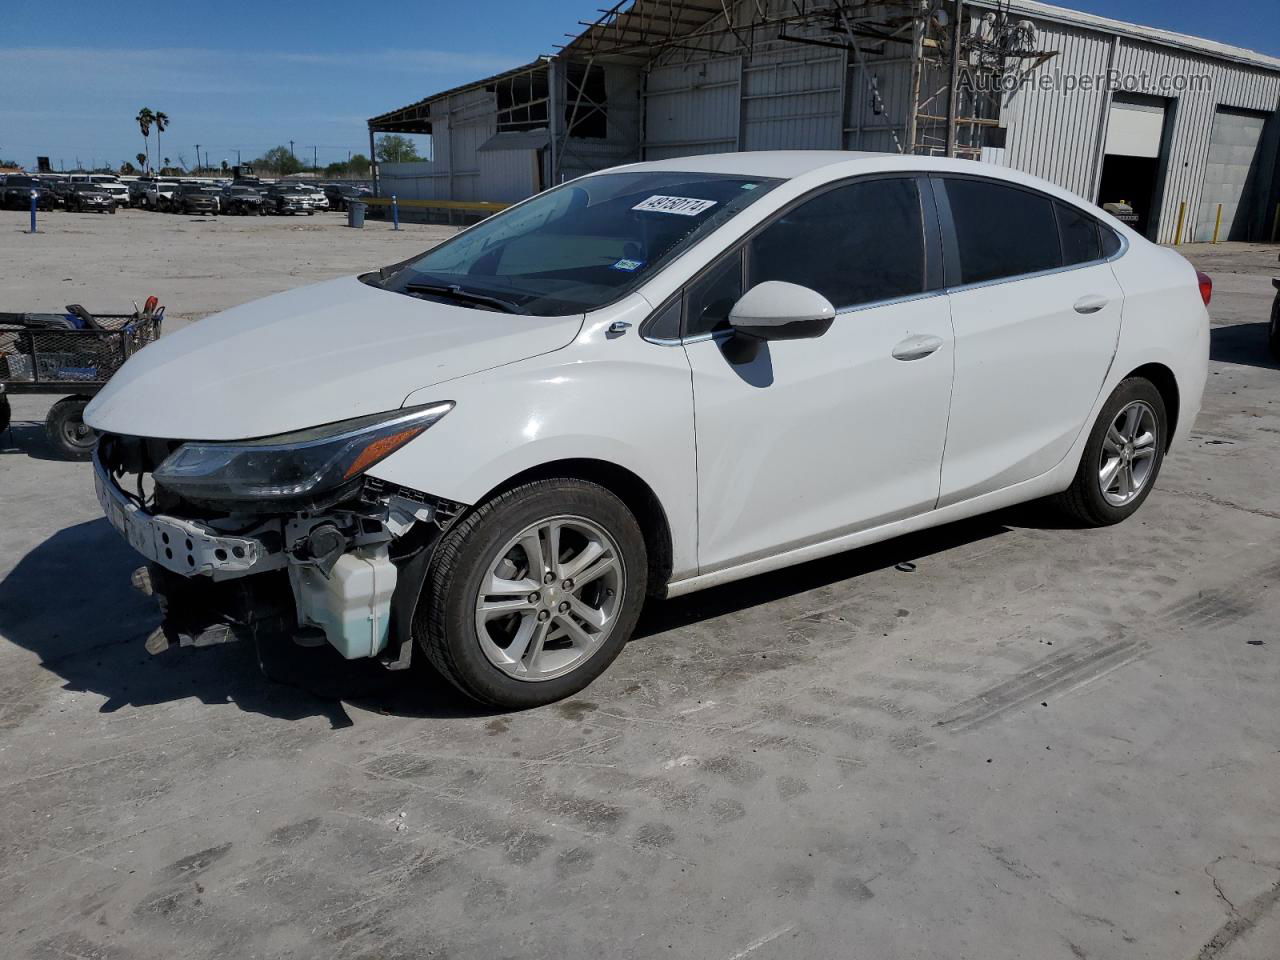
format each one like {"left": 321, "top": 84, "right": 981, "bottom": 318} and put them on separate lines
{"left": 732, "top": 315, "right": 834, "bottom": 342}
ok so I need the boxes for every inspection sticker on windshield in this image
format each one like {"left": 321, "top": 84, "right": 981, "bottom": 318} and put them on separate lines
{"left": 611, "top": 258, "right": 644, "bottom": 272}
{"left": 632, "top": 195, "right": 718, "bottom": 216}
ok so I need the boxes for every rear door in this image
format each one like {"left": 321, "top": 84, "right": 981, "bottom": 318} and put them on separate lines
{"left": 934, "top": 176, "right": 1124, "bottom": 506}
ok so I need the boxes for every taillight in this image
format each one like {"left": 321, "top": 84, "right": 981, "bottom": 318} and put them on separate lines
{"left": 1196, "top": 271, "right": 1212, "bottom": 306}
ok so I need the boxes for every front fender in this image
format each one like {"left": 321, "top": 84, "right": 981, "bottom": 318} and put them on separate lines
{"left": 368, "top": 300, "right": 699, "bottom": 580}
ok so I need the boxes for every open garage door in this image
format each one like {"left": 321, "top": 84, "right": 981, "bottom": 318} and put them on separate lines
{"left": 1195, "top": 107, "right": 1270, "bottom": 242}
{"left": 1097, "top": 94, "right": 1171, "bottom": 240}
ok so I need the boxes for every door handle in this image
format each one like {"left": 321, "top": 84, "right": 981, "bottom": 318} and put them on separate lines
{"left": 1073, "top": 294, "right": 1110, "bottom": 314}
{"left": 891, "top": 334, "right": 944, "bottom": 361}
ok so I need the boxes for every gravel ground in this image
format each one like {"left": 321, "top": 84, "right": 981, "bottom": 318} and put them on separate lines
{"left": 1, "top": 208, "right": 1279, "bottom": 960}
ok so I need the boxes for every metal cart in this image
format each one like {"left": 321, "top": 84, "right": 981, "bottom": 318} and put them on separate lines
{"left": 0, "top": 300, "right": 164, "bottom": 460}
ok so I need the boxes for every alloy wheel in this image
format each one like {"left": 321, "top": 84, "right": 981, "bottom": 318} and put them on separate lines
{"left": 474, "top": 515, "right": 624, "bottom": 682}
{"left": 1098, "top": 400, "right": 1159, "bottom": 506}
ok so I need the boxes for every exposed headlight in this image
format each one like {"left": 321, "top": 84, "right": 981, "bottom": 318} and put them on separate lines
{"left": 153, "top": 403, "right": 452, "bottom": 505}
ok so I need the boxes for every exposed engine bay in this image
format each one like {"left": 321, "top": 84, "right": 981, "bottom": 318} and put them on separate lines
{"left": 95, "top": 432, "right": 465, "bottom": 667}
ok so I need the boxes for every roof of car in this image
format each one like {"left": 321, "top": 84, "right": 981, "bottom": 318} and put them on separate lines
{"left": 591, "top": 150, "right": 1102, "bottom": 208}
{"left": 604, "top": 151, "right": 885, "bottom": 179}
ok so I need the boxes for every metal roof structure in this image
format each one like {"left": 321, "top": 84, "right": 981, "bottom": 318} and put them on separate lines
{"left": 554, "top": 0, "right": 1280, "bottom": 71}
{"left": 368, "top": 58, "right": 553, "bottom": 134}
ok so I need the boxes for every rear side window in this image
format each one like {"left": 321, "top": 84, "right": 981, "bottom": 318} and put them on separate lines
{"left": 942, "top": 178, "right": 1062, "bottom": 284}
{"left": 747, "top": 177, "right": 926, "bottom": 310}
{"left": 1056, "top": 201, "right": 1103, "bottom": 265}
{"left": 1100, "top": 224, "right": 1123, "bottom": 258}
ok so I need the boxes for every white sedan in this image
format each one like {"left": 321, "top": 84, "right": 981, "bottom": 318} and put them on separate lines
{"left": 86, "top": 152, "right": 1210, "bottom": 708}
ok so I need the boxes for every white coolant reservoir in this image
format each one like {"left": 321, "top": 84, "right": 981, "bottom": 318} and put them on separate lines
{"left": 292, "top": 545, "right": 398, "bottom": 659}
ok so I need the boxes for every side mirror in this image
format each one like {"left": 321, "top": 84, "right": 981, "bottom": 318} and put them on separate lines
{"left": 728, "top": 281, "right": 836, "bottom": 341}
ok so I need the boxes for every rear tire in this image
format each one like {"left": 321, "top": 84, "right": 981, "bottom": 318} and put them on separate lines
{"left": 418, "top": 479, "right": 647, "bottom": 709}
{"left": 45, "top": 397, "right": 97, "bottom": 461}
{"left": 0, "top": 394, "right": 10, "bottom": 435}
{"left": 1054, "top": 377, "right": 1167, "bottom": 526}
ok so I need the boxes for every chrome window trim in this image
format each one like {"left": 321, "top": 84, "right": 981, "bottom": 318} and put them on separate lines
{"left": 931, "top": 173, "right": 1130, "bottom": 294}
{"left": 940, "top": 233, "right": 1130, "bottom": 297}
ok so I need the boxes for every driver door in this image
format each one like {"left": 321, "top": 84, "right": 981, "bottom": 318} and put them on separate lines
{"left": 683, "top": 176, "right": 956, "bottom": 574}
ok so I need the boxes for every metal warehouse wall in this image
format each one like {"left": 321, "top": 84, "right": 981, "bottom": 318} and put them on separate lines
{"left": 999, "top": 21, "right": 1115, "bottom": 199}
{"left": 555, "top": 63, "right": 644, "bottom": 184}
{"left": 642, "top": 0, "right": 846, "bottom": 157}
{"left": 634, "top": 0, "right": 1280, "bottom": 245}
{"left": 644, "top": 57, "right": 744, "bottom": 158}
{"left": 1002, "top": 19, "right": 1280, "bottom": 243}
{"left": 377, "top": 0, "right": 1280, "bottom": 241}
{"left": 1113, "top": 42, "right": 1280, "bottom": 243}
{"left": 379, "top": 86, "right": 499, "bottom": 202}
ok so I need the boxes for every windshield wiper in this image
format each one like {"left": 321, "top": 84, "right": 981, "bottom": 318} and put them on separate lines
{"left": 404, "top": 282, "right": 527, "bottom": 314}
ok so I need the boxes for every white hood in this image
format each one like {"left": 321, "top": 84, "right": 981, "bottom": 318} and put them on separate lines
{"left": 85, "top": 275, "right": 583, "bottom": 440}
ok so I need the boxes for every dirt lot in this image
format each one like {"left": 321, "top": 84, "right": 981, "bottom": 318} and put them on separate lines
{"left": 1, "top": 209, "right": 1279, "bottom": 960}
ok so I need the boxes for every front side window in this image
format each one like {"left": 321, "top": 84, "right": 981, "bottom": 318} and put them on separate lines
{"left": 747, "top": 177, "right": 926, "bottom": 310}
{"left": 942, "top": 177, "right": 1062, "bottom": 285}
{"left": 382, "top": 172, "right": 780, "bottom": 317}
{"left": 684, "top": 251, "right": 744, "bottom": 337}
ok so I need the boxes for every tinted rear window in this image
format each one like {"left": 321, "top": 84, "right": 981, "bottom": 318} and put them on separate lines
{"left": 942, "top": 178, "right": 1062, "bottom": 285}
{"left": 1056, "top": 201, "right": 1103, "bottom": 265}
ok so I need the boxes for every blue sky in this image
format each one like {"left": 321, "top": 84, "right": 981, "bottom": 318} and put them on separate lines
{"left": 2, "top": 0, "right": 1276, "bottom": 171}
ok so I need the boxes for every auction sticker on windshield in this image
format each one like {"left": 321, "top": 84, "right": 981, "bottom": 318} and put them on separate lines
{"left": 632, "top": 195, "right": 718, "bottom": 216}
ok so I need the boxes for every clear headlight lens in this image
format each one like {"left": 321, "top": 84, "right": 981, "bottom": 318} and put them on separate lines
{"left": 153, "top": 403, "right": 452, "bottom": 503}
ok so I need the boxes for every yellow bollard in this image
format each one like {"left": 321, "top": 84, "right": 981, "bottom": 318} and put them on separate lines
{"left": 1174, "top": 201, "right": 1186, "bottom": 246}
{"left": 1212, "top": 203, "right": 1223, "bottom": 243}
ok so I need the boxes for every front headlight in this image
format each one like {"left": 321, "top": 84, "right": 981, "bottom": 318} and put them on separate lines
{"left": 153, "top": 403, "right": 452, "bottom": 505}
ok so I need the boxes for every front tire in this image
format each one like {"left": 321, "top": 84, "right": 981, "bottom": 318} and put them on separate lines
{"left": 419, "top": 479, "right": 648, "bottom": 708}
{"left": 1054, "top": 377, "right": 1167, "bottom": 526}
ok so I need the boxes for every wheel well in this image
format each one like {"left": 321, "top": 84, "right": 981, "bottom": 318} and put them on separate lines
{"left": 1125, "top": 363, "right": 1179, "bottom": 449}
{"left": 478, "top": 459, "right": 674, "bottom": 598}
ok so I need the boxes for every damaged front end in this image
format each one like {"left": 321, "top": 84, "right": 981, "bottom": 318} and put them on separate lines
{"left": 93, "top": 404, "right": 462, "bottom": 668}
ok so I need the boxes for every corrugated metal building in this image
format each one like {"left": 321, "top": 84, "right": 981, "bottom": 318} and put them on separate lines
{"left": 368, "top": 0, "right": 1280, "bottom": 244}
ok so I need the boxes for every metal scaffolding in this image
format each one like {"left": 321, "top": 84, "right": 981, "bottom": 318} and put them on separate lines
{"left": 556, "top": 0, "right": 1058, "bottom": 159}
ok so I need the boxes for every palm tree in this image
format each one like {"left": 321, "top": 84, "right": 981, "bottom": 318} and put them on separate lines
{"left": 136, "top": 107, "right": 154, "bottom": 172}
{"left": 136, "top": 152, "right": 147, "bottom": 171}
{"left": 154, "top": 112, "right": 169, "bottom": 170}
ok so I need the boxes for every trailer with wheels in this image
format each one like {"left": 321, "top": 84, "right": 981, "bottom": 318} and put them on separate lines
{"left": 0, "top": 300, "right": 164, "bottom": 460}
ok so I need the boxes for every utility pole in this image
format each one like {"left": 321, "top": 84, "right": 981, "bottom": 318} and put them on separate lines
{"left": 289, "top": 140, "right": 295, "bottom": 160}
{"left": 312, "top": 145, "right": 318, "bottom": 171}
{"left": 235, "top": 148, "right": 241, "bottom": 164}
{"left": 946, "top": 0, "right": 963, "bottom": 157}
{"left": 194, "top": 144, "right": 200, "bottom": 173}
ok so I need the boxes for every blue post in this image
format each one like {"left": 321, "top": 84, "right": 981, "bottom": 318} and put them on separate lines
{"left": 392, "top": 194, "right": 400, "bottom": 231}
{"left": 28, "top": 191, "right": 38, "bottom": 234}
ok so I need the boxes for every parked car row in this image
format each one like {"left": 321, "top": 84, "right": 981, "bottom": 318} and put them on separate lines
{"left": 0, "top": 173, "right": 371, "bottom": 217}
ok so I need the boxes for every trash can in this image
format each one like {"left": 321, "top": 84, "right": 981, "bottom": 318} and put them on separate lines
{"left": 347, "top": 201, "right": 366, "bottom": 228}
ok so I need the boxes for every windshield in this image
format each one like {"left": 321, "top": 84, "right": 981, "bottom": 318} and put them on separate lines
{"left": 381, "top": 171, "right": 781, "bottom": 316}
{"left": 8, "top": 177, "right": 37, "bottom": 187}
